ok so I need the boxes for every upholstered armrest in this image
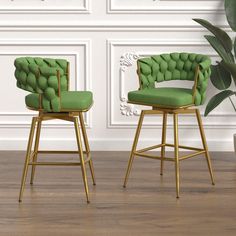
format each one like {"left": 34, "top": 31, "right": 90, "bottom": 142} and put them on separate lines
{"left": 199, "top": 58, "right": 211, "bottom": 71}
{"left": 136, "top": 53, "right": 211, "bottom": 106}
{"left": 192, "top": 57, "right": 211, "bottom": 106}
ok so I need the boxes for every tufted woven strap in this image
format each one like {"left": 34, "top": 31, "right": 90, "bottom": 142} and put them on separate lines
{"left": 137, "top": 53, "right": 211, "bottom": 105}
{"left": 14, "top": 57, "right": 69, "bottom": 112}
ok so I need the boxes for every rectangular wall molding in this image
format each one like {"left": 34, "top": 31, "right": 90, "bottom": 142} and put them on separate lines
{"left": 0, "top": 1, "right": 234, "bottom": 151}
{"left": 0, "top": 25, "right": 230, "bottom": 32}
{"left": 0, "top": 39, "right": 92, "bottom": 128}
{"left": 0, "top": 0, "right": 90, "bottom": 14}
{"left": 108, "top": 0, "right": 223, "bottom": 14}
{"left": 107, "top": 39, "right": 236, "bottom": 129}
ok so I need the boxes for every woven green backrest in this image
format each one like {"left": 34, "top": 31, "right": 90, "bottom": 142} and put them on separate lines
{"left": 137, "top": 53, "right": 211, "bottom": 105}
{"left": 14, "top": 57, "right": 68, "bottom": 112}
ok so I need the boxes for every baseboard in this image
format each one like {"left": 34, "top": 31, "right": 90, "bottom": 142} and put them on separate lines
{"left": 0, "top": 138, "right": 233, "bottom": 152}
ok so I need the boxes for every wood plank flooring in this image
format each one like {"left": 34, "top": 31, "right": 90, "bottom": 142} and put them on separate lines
{"left": 0, "top": 151, "right": 236, "bottom": 235}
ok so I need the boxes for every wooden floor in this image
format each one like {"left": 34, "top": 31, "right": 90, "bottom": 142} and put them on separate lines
{"left": 0, "top": 151, "right": 236, "bottom": 235}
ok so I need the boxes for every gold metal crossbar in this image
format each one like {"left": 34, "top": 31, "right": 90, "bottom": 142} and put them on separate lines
{"left": 165, "top": 144, "right": 204, "bottom": 152}
{"left": 123, "top": 107, "right": 215, "bottom": 198}
{"left": 179, "top": 151, "right": 206, "bottom": 161}
{"left": 136, "top": 144, "right": 165, "bottom": 153}
{"left": 133, "top": 152, "right": 174, "bottom": 161}
{"left": 136, "top": 144, "right": 204, "bottom": 154}
{"left": 134, "top": 150, "right": 206, "bottom": 162}
{"left": 135, "top": 143, "right": 206, "bottom": 162}
{"left": 18, "top": 111, "right": 96, "bottom": 203}
{"left": 29, "top": 162, "right": 84, "bottom": 166}
{"left": 27, "top": 150, "right": 91, "bottom": 166}
{"left": 37, "top": 150, "right": 88, "bottom": 154}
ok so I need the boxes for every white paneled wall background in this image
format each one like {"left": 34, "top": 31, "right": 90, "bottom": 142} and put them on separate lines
{"left": 0, "top": 0, "right": 234, "bottom": 151}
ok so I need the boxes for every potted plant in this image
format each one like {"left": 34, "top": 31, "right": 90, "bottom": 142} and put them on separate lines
{"left": 193, "top": 0, "right": 236, "bottom": 150}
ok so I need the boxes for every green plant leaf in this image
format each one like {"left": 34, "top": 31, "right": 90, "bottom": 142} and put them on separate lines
{"left": 211, "top": 63, "right": 232, "bottom": 90}
{"left": 225, "top": 0, "right": 236, "bottom": 32}
{"left": 221, "top": 61, "right": 236, "bottom": 82}
{"left": 204, "top": 90, "right": 235, "bottom": 116}
{"left": 234, "top": 37, "right": 236, "bottom": 58}
{"left": 193, "top": 18, "right": 233, "bottom": 52}
{"left": 204, "top": 35, "right": 233, "bottom": 63}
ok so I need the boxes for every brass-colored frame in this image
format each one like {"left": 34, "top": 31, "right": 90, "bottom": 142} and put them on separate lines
{"left": 192, "top": 66, "right": 200, "bottom": 103}
{"left": 19, "top": 62, "right": 95, "bottom": 203}
{"left": 19, "top": 111, "right": 96, "bottom": 203}
{"left": 123, "top": 106, "right": 215, "bottom": 198}
{"left": 124, "top": 59, "right": 214, "bottom": 197}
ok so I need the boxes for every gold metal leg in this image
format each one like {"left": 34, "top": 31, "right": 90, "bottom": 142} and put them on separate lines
{"left": 173, "top": 113, "right": 180, "bottom": 198}
{"left": 19, "top": 117, "right": 37, "bottom": 202}
{"left": 79, "top": 112, "right": 96, "bottom": 185}
{"left": 123, "top": 110, "right": 145, "bottom": 188}
{"left": 195, "top": 109, "right": 215, "bottom": 185}
{"left": 30, "top": 119, "right": 42, "bottom": 185}
{"left": 160, "top": 112, "right": 167, "bottom": 175}
{"left": 74, "top": 117, "right": 90, "bottom": 203}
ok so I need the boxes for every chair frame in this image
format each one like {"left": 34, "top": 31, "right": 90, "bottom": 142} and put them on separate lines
{"left": 19, "top": 62, "right": 95, "bottom": 203}
{"left": 123, "top": 62, "right": 215, "bottom": 198}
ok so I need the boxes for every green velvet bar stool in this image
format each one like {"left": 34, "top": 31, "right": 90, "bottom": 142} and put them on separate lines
{"left": 14, "top": 57, "right": 96, "bottom": 203}
{"left": 123, "top": 53, "right": 215, "bottom": 198}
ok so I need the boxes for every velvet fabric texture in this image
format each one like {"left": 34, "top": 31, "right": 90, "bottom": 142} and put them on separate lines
{"left": 129, "top": 53, "right": 211, "bottom": 107}
{"left": 14, "top": 57, "right": 93, "bottom": 112}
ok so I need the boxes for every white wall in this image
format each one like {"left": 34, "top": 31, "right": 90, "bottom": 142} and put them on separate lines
{"left": 0, "top": 0, "right": 234, "bottom": 151}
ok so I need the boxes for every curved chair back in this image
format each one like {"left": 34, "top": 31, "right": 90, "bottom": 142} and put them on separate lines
{"left": 14, "top": 57, "right": 69, "bottom": 112}
{"left": 137, "top": 53, "right": 211, "bottom": 105}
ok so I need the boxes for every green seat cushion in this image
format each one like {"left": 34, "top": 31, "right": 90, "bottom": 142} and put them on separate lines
{"left": 25, "top": 91, "right": 93, "bottom": 111}
{"left": 128, "top": 87, "right": 193, "bottom": 107}
{"left": 61, "top": 91, "right": 93, "bottom": 110}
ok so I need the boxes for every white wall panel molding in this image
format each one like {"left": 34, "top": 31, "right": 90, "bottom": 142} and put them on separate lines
{"left": 0, "top": 0, "right": 90, "bottom": 14}
{"left": 107, "top": 39, "right": 236, "bottom": 130}
{"left": 0, "top": 39, "right": 92, "bottom": 128}
{"left": 108, "top": 0, "right": 223, "bottom": 14}
{"left": 0, "top": 24, "right": 230, "bottom": 32}
{"left": 120, "top": 52, "right": 141, "bottom": 116}
{"left": 0, "top": 0, "right": 233, "bottom": 151}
